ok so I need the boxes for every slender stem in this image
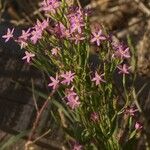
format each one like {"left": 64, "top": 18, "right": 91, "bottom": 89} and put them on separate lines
{"left": 32, "top": 129, "right": 51, "bottom": 144}
{"left": 76, "top": 0, "right": 81, "bottom": 8}
{"left": 27, "top": 89, "right": 56, "bottom": 143}
{"left": 31, "top": 79, "right": 39, "bottom": 112}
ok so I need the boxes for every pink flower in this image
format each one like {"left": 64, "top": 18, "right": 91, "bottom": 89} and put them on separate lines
{"left": 22, "top": 51, "right": 35, "bottom": 63}
{"left": 125, "top": 106, "right": 138, "bottom": 116}
{"left": 117, "top": 64, "right": 130, "bottom": 74}
{"left": 35, "top": 19, "right": 49, "bottom": 31}
{"left": 48, "top": 74, "right": 59, "bottom": 90}
{"left": 53, "top": 22, "right": 70, "bottom": 38}
{"left": 92, "top": 71, "right": 106, "bottom": 86}
{"left": 135, "top": 122, "right": 143, "bottom": 131}
{"left": 40, "top": 0, "right": 60, "bottom": 13}
{"left": 61, "top": 71, "right": 75, "bottom": 85}
{"left": 30, "top": 29, "right": 42, "bottom": 44}
{"left": 91, "top": 30, "right": 106, "bottom": 46}
{"left": 90, "top": 112, "right": 99, "bottom": 122}
{"left": 72, "top": 143, "right": 82, "bottom": 150}
{"left": 114, "top": 46, "right": 130, "bottom": 59}
{"left": 2, "top": 28, "right": 14, "bottom": 42}
{"left": 51, "top": 47, "right": 60, "bottom": 56}
{"left": 19, "top": 28, "right": 31, "bottom": 41}
{"left": 71, "top": 34, "right": 85, "bottom": 44}
{"left": 68, "top": 8, "right": 85, "bottom": 33}
{"left": 30, "top": 19, "right": 49, "bottom": 44}
{"left": 17, "top": 28, "right": 31, "bottom": 49}
{"left": 66, "top": 87, "right": 80, "bottom": 109}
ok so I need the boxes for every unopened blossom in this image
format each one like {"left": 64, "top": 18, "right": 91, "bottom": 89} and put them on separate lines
{"left": 72, "top": 143, "right": 82, "bottom": 150}
{"left": 2, "top": 28, "right": 14, "bottom": 42}
{"left": 117, "top": 64, "right": 130, "bottom": 74}
{"left": 90, "top": 112, "right": 99, "bottom": 122}
{"left": 125, "top": 106, "right": 138, "bottom": 116}
{"left": 91, "top": 30, "right": 106, "bottom": 46}
{"left": 40, "top": 0, "right": 60, "bottom": 13}
{"left": 51, "top": 47, "right": 60, "bottom": 56}
{"left": 61, "top": 71, "right": 75, "bottom": 85}
{"left": 135, "top": 122, "right": 143, "bottom": 131}
{"left": 92, "top": 71, "right": 106, "bottom": 86}
{"left": 22, "top": 51, "right": 35, "bottom": 63}
{"left": 18, "top": 40, "right": 28, "bottom": 49}
{"left": 48, "top": 74, "right": 59, "bottom": 90}
{"left": 66, "top": 88, "right": 80, "bottom": 109}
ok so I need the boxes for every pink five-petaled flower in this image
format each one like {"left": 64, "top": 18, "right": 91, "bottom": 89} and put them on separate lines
{"left": 66, "top": 87, "right": 80, "bottom": 110}
{"left": 2, "top": 28, "right": 14, "bottom": 42}
{"left": 125, "top": 106, "right": 138, "bottom": 117}
{"left": 40, "top": 0, "right": 60, "bottom": 13}
{"left": 48, "top": 74, "right": 59, "bottom": 90}
{"left": 19, "top": 28, "right": 31, "bottom": 40}
{"left": 115, "top": 45, "right": 130, "bottom": 59}
{"left": 61, "top": 71, "right": 75, "bottom": 85}
{"left": 92, "top": 71, "right": 106, "bottom": 86}
{"left": 17, "top": 28, "right": 31, "bottom": 49}
{"left": 51, "top": 47, "right": 60, "bottom": 56}
{"left": 90, "top": 112, "right": 99, "bottom": 122}
{"left": 117, "top": 64, "right": 130, "bottom": 74}
{"left": 35, "top": 19, "right": 49, "bottom": 31}
{"left": 71, "top": 34, "right": 85, "bottom": 44}
{"left": 91, "top": 30, "right": 106, "bottom": 46}
{"left": 30, "top": 29, "right": 42, "bottom": 44}
{"left": 22, "top": 51, "right": 35, "bottom": 63}
{"left": 72, "top": 143, "right": 82, "bottom": 150}
{"left": 135, "top": 121, "right": 143, "bottom": 131}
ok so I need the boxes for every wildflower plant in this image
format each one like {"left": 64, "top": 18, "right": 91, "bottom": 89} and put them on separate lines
{"left": 3, "top": 0, "right": 144, "bottom": 149}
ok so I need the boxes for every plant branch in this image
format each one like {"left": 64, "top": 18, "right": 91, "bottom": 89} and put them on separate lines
{"left": 26, "top": 89, "right": 56, "bottom": 147}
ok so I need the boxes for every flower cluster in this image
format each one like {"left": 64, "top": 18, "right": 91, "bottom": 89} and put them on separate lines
{"left": 48, "top": 72, "right": 79, "bottom": 109}
{"left": 17, "top": 29, "right": 31, "bottom": 49}
{"left": 65, "top": 87, "right": 80, "bottom": 110}
{"left": 68, "top": 8, "right": 85, "bottom": 34}
{"left": 2, "top": 0, "right": 143, "bottom": 149}
{"left": 30, "top": 19, "right": 49, "bottom": 44}
{"left": 125, "top": 106, "right": 143, "bottom": 131}
{"left": 112, "top": 42, "right": 131, "bottom": 75}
